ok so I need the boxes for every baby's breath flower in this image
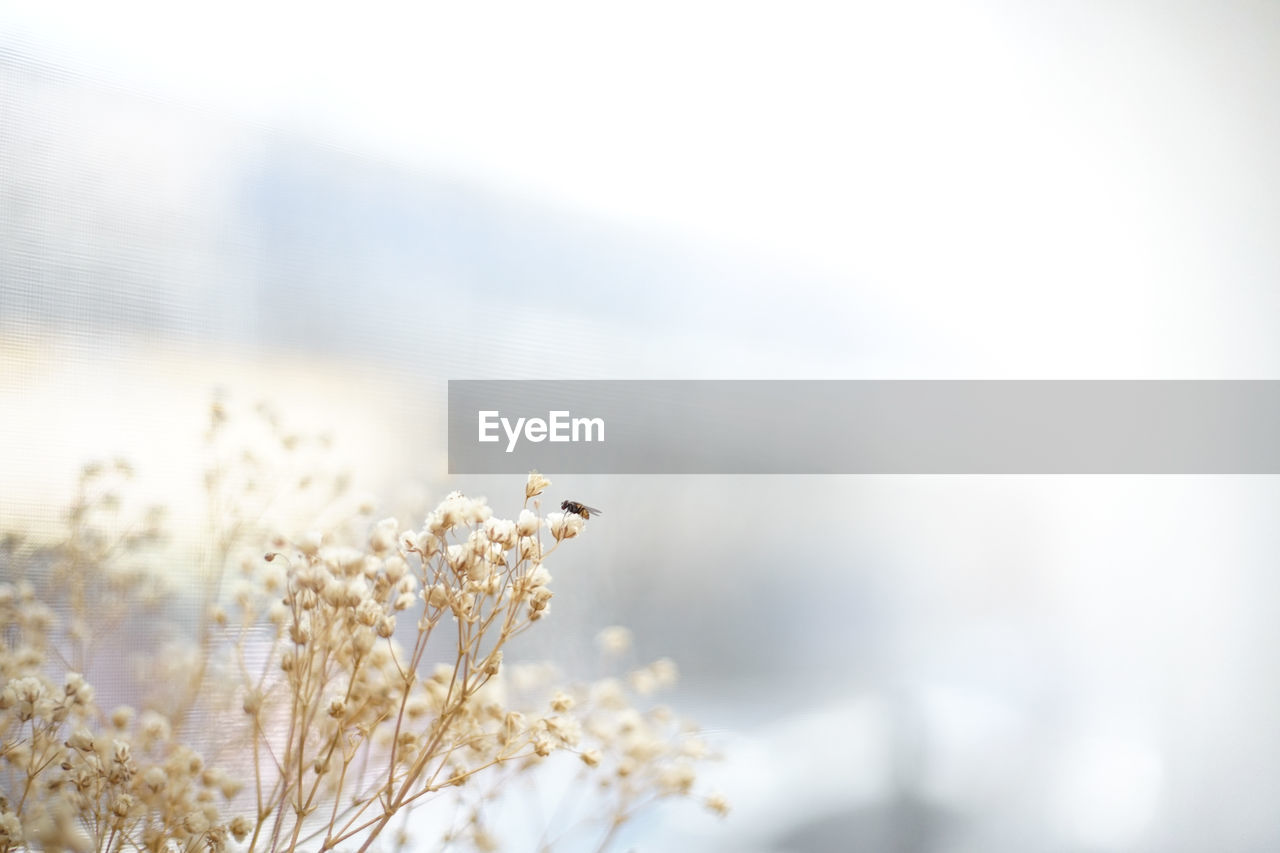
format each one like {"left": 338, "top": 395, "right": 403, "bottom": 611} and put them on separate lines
{"left": 352, "top": 625, "right": 376, "bottom": 655}
{"left": 590, "top": 678, "right": 628, "bottom": 710}
{"left": 425, "top": 583, "right": 450, "bottom": 608}
{"left": 219, "top": 777, "right": 243, "bottom": 800}
{"left": 322, "top": 545, "right": 365, "bottom": 577}
{"left": 465, "top": 497, "right": 492, "bottom": 524}
{"left": 623, "top": 735, "right": 665, "bottom": 764}
{"left": 399, "top": 529, "right": 425, "bottom": 552}
{"left": 651, "top": 658, "right": 679, "bottom": 687}
{"left": 453, "top": 596, "right": 477, "bottom": 621}
{"left": 548, "top": 512, "right": 583, "bottom": 541}
{"left": 629, "top": 668, "right": 658, "bottom": 696}
{"left": 143, "top": 766, "right": 167, "bottom": 792}
{"left": 288, "top": 619, "right": 312, "bottom": 646}
{"left": 519, "top": 535, "right": 542, "bottom": 560}
{"left": 482, "top": 650, "right": 503, "bottom": 676}
{"left": 294, "top": 563, "right": 326, "bottom": 592}
{"left": 65, "top": 728, "right": 95, "bottom": 752}
{"left": 0, "top": 456, "right": 722, "bottom": 853}
{"left": 229, "top": 816, "right": 252, "bottom": 842}
{"left": 484, "top": 517, "right": 518, "bottom": 549}
{"left": 680, "top": 736, "right": 711, "bottom": 759}
{"left": 137, "top": 711, "right": 171, "bottom": 744}
{"left": 355, "top": 598, "right": 381, "bottom": 626}
{"left": 110, "top": 706, "right": 133, "bottom": 730}
{"left": 596, "top": 626, "right": 633, "bottom": 656}
{"left": 657, "top": 761, "right": 697, "bottom": 796}
{"left": 110, "top": 794, "right": 134, "bottom": 819}
{"left": 384, "top": 554, "right": 408, "bottom": 582}
{"left": 64, "top": 672, "right": 94, "bottom": 706}
{"left": 297, "top": 530, "right": 323, "bottom": 555}
{"left": 424, "top": 509, "right": 450, "bottom": 537}
{"left": 322, "top": 576, "right": 350, "bottom": 609}
{"left": 528, "top": 587, "right": 553, "bottom": 613}
{"left": 525, "top": 470, "right": 551, "bottom": 499}
{"left": 705, "top": 792, "right": 731, "bottom": 817}
{"left": 526, "top": 564, "right": 552, "bottom": 589}
{"left": 446, "top": 544, "right": 471, "bottom": 574}
{"left": 6, "top": 675, "right": 45, "bottom": 720}
{"left": 182, "top": 810, "right": 210, "bottom": 834}
{"left": 615, "top": 708, "right": 644, "bottom": 736}
{"left": 543, "top": 715, "right": 582, "bottom": 747}
{"left": 0, "top": 811, "right": 23, "bottom": 845}
{"left": 370, "top": 517, "right": 399, "bottom": 553}
{"left": 467, "top": 552, "right": 491, "bottom": 582}
{"left": 515, "top": 509, "right": 539, "bottom": 536}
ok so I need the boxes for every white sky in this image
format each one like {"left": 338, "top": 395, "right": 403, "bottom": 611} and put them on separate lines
{"left": 5, "top": 0, "right": 1280, "bottom": 375}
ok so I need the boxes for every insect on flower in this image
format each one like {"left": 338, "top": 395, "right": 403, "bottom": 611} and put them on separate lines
{"left": 560, "top": 500, "right": 603, "bottom": 520}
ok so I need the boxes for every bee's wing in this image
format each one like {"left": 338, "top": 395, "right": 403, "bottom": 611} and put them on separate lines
{"left": 583, "top": 506, "right": 603, "bottom": 515}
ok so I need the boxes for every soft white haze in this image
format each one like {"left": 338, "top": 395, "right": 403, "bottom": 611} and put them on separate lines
{"left": 4, "top": 3, "right": 1280, "bottom": 851}
{"left": 7, "top": 0, "right": 1280, "bottom": 375}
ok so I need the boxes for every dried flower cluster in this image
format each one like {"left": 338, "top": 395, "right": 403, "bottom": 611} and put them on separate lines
{"left": 0, "top": 404, "right": 726, "bottom": 852}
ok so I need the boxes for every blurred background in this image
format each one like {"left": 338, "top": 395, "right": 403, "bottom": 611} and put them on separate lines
{"left": 3, "top": 1, "right": 1280, "bottom": 850}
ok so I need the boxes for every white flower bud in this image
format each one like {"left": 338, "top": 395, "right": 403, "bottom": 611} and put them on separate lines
{"left": 658, "top": 762, "right": 697, "bottom": 795}
{"left": 297, "top": 530, "right": 323, "bottom": 556}
{"left": 484, "top": 517, "right": 518, "bottom": 549}
{"left": 525, "top": 470, "right": 551, "bottom": 498}
{"left": 548, "top": 512, "right": 583, "bottom": 541}
{"left": 384, "top": 555, "right": 409, "bottom": 583}
{"left": 426, "top": 584, "right": 450, "bottom": 608}
{"left": 370, "top": 517, "right": 399, "bottom": 553}
{"left": 355, "top": 599, "right": 381, "bottom": 626}
{"left": 143, "top": 766, "right": 167, "bottom": 792}
{"left": 595, "top": 626, "right": 633, "bottom": 656}
{"left": 516, "top": 509, "right": 539, "bottom": 536}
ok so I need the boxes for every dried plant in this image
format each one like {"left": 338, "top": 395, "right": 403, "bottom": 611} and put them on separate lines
{"left": 0, "top": 403, "right": 726, "bottom": 852}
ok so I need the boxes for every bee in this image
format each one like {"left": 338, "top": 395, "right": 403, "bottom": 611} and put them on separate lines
{"left": 560, "top": 500, "right": 603, "bottom": 520}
